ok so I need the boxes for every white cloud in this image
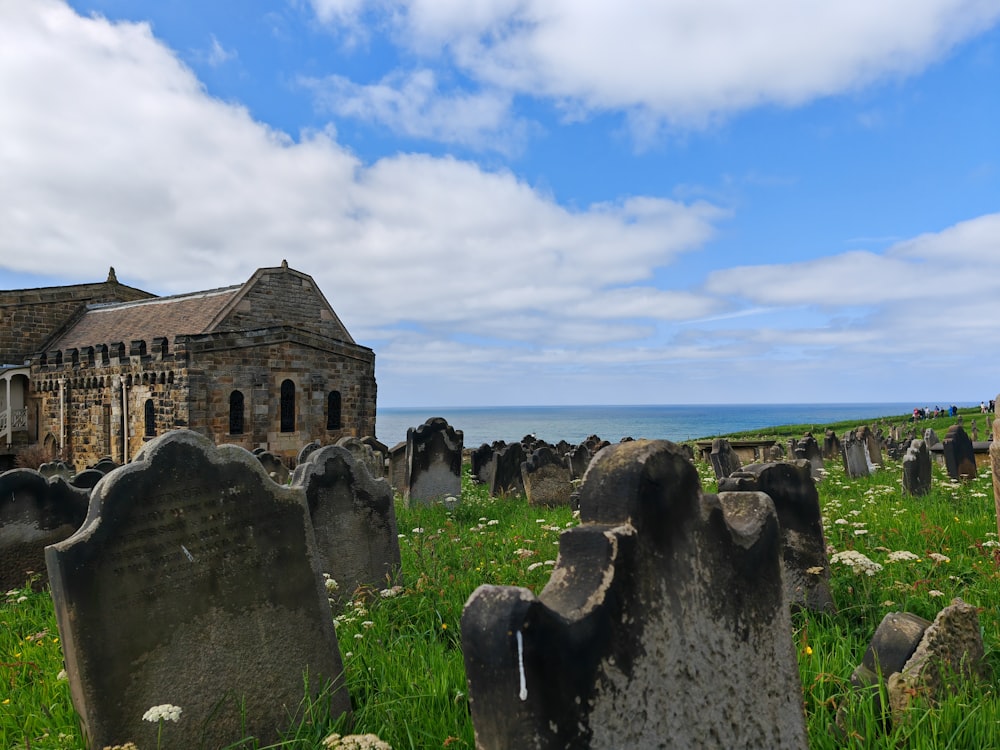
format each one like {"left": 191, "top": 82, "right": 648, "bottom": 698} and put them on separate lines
{"left": 205, "top": 34, "right": 237, "bottom": 67}
{"left": 308, "top": 0, "right": 1000, "bottom": 131}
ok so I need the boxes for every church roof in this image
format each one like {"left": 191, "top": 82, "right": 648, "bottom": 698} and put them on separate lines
{"left": 49, "top": 285, "right": 241, "bottom": 352}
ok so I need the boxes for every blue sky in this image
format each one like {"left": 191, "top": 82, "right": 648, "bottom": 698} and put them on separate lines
{"left": 1, "top": 0, "right": 998, "bottom": 407}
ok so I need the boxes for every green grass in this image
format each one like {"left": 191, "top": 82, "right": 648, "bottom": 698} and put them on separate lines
{"left": 3, "top": 415, "right": 1000, "bottom": 748}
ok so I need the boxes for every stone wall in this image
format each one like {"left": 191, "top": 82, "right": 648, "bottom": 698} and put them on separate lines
{"left": 0, "top": 276, "right": 153, "bottom": 365}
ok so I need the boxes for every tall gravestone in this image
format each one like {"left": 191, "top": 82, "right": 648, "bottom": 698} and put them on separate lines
{"left": 942, "top": 424, "right": 976, "bottom": 482}
{"left": 520, "top": 446, "right": 573, "bottom": 507}
{"left": 45, "top": 430, "right": 350, "bottom": 750}
{"left": 489, "top": 442, "right": 526, "bottom": 497}
{"left": 566, "top": 443, "right": 591, "bottom": 481}
{"left": 336, "top": 436, "right": 385, "bottom": 479}
{"left": 709, "top": 438, "right": 742, "bottom": 479}
{"left": 720, "top": 460, "right": 835, "bottom": 612}
{"left": 901, "top": 439, "right": 932, "bottom": 496}
{"left": 0, "top": 469, "right": 89, "bottom": 591}
{"left": 822, "top": 429, "right": 841, "bottom": 460}
{"left": 794, "top": 433, "right": 824, "bottom": 479}
{"left": 292, "top": 445, "right": 402, "bottom": 599}
{"left": 404, "top": 417, "right": 463, "bottom": 505}
{"left": 461, "top": 440, "right": 807, "bottom": 749}
{"left": 841, "top": 434, "right": 872, "bottom": 478}
{"left": 470, "top": 443, "right": 496, "bottom": 485}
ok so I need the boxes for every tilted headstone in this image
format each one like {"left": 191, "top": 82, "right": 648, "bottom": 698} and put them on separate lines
{"left": 886, "top": 599, "right": 987, "bottom": 723}
{"left": 841, "top": 434, "right": 872, "bottom": 478}
{"left": 941, "top": 424, "right": 976, "bottom": 482}
{"left": 719, "top": 460, "right": 835, "bottom": 612}
{"left": 255, "top": 450, "right": 290, "bottom": 484}
{"left": 292, "top": 445, "right": 402, "bottom": 599}
{"left": 404, "top": 417, "right": 463, "bottom": 505}
{"left": 520, "top": 446, "right": 573, "bottom": 507}
{"left": 709, "top": 438, "right": 742, "bottom": 479}
{"left": 470, "top": 443, "right": 496, "bottom": 485}
{"left": 901, "top": 439, "right": 932, "bottom": 496}
{"left": 45, "top": 430, "right": 350, "bottom": 750}
{"left": 489, "top": 442, "right": 526, "bottom": 497}
{"left": 0, "top": 469, "right": 89, "bottom": 591}
{"left": 566, "top": 443, "right": 591, "bottom": 481}
{"left": 461, "top": 440, "right": 808, "bottom": 749}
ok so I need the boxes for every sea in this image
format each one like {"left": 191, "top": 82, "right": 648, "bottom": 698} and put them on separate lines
{"left": 373, "top": 402, "right": 948, "bottom": 449}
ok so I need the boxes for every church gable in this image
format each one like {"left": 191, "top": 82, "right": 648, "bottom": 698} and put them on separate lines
{"left": 208, "top": 262, "right": 354, "bottom": 344}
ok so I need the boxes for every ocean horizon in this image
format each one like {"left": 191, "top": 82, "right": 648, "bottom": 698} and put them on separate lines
{"left": 373, "top": 402, "right": 965, "bottom": 450}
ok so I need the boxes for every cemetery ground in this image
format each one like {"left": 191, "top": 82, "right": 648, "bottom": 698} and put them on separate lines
{"left": 4, "top": 412, "right": 1000, "bottom": 748}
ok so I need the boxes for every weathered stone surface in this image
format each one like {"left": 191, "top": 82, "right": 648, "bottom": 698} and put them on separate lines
{"left": 942, "top": 424, "right": 976, "bottom": 482}
{"left": 520, "top": 446, "right": 573, "bottom": 507}
{"left": 297, "top": 440, "right": 322, "bottom": 465}
{"left": 489, "top": 442, "right": 526, "bottom": 497}
{"left": 45, "top": 430, "right": 350, "bottom": 750}
{"left": 0, "top": 469, "right": 89, "bottom": 591}
{"left": 924, "top": 428, "right": 941, "bottom": 448}
{"left": 902, "top": 439, "right": 932, "bottom": 496}
{"left": 470, "top": 443, "right": 496, "bottom": 485}
{"left": 292, "top": 445, "right": 401, "bottom": 598}
{"left": 566, "top": 443, "right": 591, "bottom": 481}
{"left": 822, "top": 429, "right": 841, "bottom": 460}
{"left": 461, "top": 440, "right": 807, "bottom": 749}
{"left": 404, "top": 417, "right": 463, "bottom": 505}
{"left": 255, "top": 450, "right": 290, "bottom": 484}
{"left": 841, "top": 435, "right": 873, "bottom": 478}
{"left": 794, "top": 433, "right": 824, "bottom": 479}
{"left": 851, "top": 612, "right": 931, "bottom": 690}
{"left": 38, "top": 460, "right": 73, "bottom": 479}
{"left": 69, "top": 469, "right": 105, "bottom": 490}
{"left": 719, "top": 460, "right": 835, "bottom": 613}
{"left": 89, "top": 458, "right": 118, "bottom": 475}
{"left": 887, "top": 599, "right": 987, "bottom": 723}
{"left": 336, "top": 435, "right": 385, "bottom": 479}
{"left": 709, "top": 437, "right": 742, "bottom": 479}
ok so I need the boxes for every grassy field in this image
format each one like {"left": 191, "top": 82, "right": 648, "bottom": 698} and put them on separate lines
{"left": 2, "top": 412, "right": 998, "bottom": 748}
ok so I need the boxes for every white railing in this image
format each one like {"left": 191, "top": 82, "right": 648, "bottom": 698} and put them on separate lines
{"left": 0, "top": 408, "right": 27, "bottom": 437}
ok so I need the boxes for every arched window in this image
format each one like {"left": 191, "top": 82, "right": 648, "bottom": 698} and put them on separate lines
{"left": 229, "top": 390, "right": 245, "bottom": 435}
{"left": 144, "top": 399, "right": 155, "bottom": 437}
{"left": 326, "top": 391, "right": 342, "bottom": 430}
{"left": 280, "top": 379, "right": 295, "bottom": 433}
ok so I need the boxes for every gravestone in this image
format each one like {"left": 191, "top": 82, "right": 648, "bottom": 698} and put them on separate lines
{"left": 297, "top": 440, "right": 322, "bottom": 465}
{"left": 489, "top": 442, "right": 526, "bottom": 497}
{"left": 46, "top": 430, "right": 350, "bottom": 750}
{"left": 901, "top": 439, "right": 932, "bottom": 496}
{"left": 336, "top": 436, "right": 384, "bottom": 479}
{"left": 90, "top": 458, "right": 119, "bottom": 475}
{"left": 709, "top": 438, "right": 741, "bottom": 479}
{"left": 841, "top": 434, "right": 872, "bottom": 478}
{"left": 520, "top": 446, "right": 573, "bottom": 507}
{"left": 719, "top": 460, "right": 835, "bottom": 612}
{"left": 992, "top": 398, "right": 1000, "bottom": 540}
{"left": 255, "top": 450, "right": 290, "bottom": 484}
{"left": 38, "top": 460, "right": 73, "bottom": 479}
{"left": 794, "top": 433, "right": 824, "bottom": 479}
{"left": 822, "top": 430, "right": 841, "bottom": 460}
{"left": 470, "top": 443, "right": 496, "bottom": 485}
{"left": 70, "top": 469, "right": 105, "bottom": 490}
{"left": 388, "top": 441, "right": 407, "bottom": 493}
{"left": 923, "top": 428, "right": 941, "bottom": 448}
{"left": 461, "top": 440, "right": 807, "bottom": 749}
{"left": 404, "top": 417, "right": 463, "bottom": 505}
{"left": 566, "top": 443, "right": 591, "bottom": 481}
{"left": 941, "top": 424, "right": 976, "bottom": 482}
{"left": 1, "top": 469, "right": 89, "bottom": 591}
{"left": 292, "top": 445, "right": 401, "bottom": 599}
{"left": 857, "top": 425, "right": 882, "bottom": 467}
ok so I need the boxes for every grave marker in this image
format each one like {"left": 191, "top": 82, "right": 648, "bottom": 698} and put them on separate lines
{"left": 404, "top": 418, "right": 463, "bottom": 505}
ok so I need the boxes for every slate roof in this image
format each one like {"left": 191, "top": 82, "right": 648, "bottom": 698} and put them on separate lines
{"left": 49, "top": 286, "right": 242, "bottom": 352}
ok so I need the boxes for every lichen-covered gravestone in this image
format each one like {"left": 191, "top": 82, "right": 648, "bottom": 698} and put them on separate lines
{"left": 489, "top": 441, "right": 526, "bottom": 497}
{"left": 941, "top": 424, "right": 976, "bottom": 482}
{"left": 45, "top": 430, "right": 350, "bottom": 750}
{"left": 404, "top": 417, "right": 463, "bottom": 505}
{"left": 709, "top": 437, "right": 741, "bottom": 479}
{"left": 292, "top": 445, "right": 402, "bottom": 599}
{"left": 901, "top": 439, "right": 932, "bottom": 496}
{"left": 719, "top": 460, "right": 835, "bottom": 613}
{"left": 0, "top": 469, "right": 89, "bottom": 590}
{"left": 520, "top": 446, "right": 573, "bottom": 507}
{"left": 461, "top": 440, "right": 807, "bottom": 749}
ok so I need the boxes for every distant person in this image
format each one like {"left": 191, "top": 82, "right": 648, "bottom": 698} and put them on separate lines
{"left": 981, "top": 401, "right": 988, "bottom": 413}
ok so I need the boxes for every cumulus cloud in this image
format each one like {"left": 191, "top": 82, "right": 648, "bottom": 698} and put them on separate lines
{"left": 307, "top": 0, "right": 1000, "bottom": 134}
{"left": 0, "top": 0, "right": 722, "bottom": 349}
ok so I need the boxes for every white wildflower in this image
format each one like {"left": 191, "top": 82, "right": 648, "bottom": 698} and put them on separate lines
{"left": 834, "top": 518, "right": 848, "bottom": 525}
{"left": 323, "top": 733, "right": 392, "bottom": 750}
{"left": 379, "top": 585, "right": 404, "bottom": 598}
{"left": 527, "top": 562, "right": 544, "bottom": 572}
{"left": 361, "top": 621, "right": 375, "bottom": 629}
{"left": 928, "top": 552, "right": 950, "bottom": 563}
{"left": 887, "top": 550, "right": 919, "bottom": 563}
{"left": 928, "top": 589, "right": 945, "bottom": 598}
{"left": 853, "top": 529, "right": 868, "bottom": 536}
{"left": 411, "top": 527, "right": 424, "bottom": 534}
{"left": 830, "top": 550, "right": 882, "bottom": 576}
{"left": 142, "top": 704, "right": 182, "bottom": 723}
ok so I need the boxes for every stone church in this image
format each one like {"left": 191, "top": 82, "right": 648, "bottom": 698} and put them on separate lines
{"left": 0, "top": 262, "right": 376, "bottom": 469}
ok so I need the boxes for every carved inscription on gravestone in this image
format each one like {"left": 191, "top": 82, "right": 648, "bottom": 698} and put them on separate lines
{"left": 46, "top": 430, "right": 350, "bottom": 750}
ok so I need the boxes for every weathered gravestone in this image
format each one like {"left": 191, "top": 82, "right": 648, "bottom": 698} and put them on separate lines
{"left": 38, "top": 460, "right": 73, "bottom": 479}
{"left": 404, "top": 417, "right": 463, "bottom": 505}
{"left": 841, "top": 433, "right": 873, "bottom": 478}
{"left": 70, "top": 468, "right": 105, "bottom": 490}
{"left": 255, "top": 450, "right": 290, "bottom": 484}
{"left": 292, "top": 445, "right": 401, "bottom": 599}
{"left": 719, "top": 460, "right": 835, "bottom": 613}
{"left": 0, "top": 469, "right": 89, "bottom": 591}
{"left": 46, "top": 430, "right": 350, "bottom": 750}
{"left": 388, "top": 441, "right": 407, "bottom": 493}
{"left": 566, "top": 443, "right": 591, "bottom": 481}
{"left": 489, "top": 441, "right": 526, "bottom": 497}
{"left": 923, "top": 428, "right": 941, "bottom": 448}
{"left": 857, "top": 425, "right": 883, "bottom": 467}
{"left": 941, "top": 424, "right": 976, "bottom": 482}
{"left": 794, "top": 433, "right": 824, "bottom": 479}
{"left": 89, "top": 458, "right": 119, "bottom": 475}
{"left": 822, "top": 429, "right": 841, "bottom": 460}
{"left": 336, "top": 436, "right": 385, "bottom": 479}
{"left": 520, "top": 446, "right": 573, "bottom": 507}
{"left": 709, "top": 437, "right": 742, "bottom": 479}
{"left": 461, "top": 440, "right": 808, "bottom": 749}
{"left": 297, "top": 440, "right": 322, "bottom": 465}
{"left": 901, "top": 439, "right": 932, "bottom": 497}
{"left": 470, "top": 443, "right": 496, "bottom": 485}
